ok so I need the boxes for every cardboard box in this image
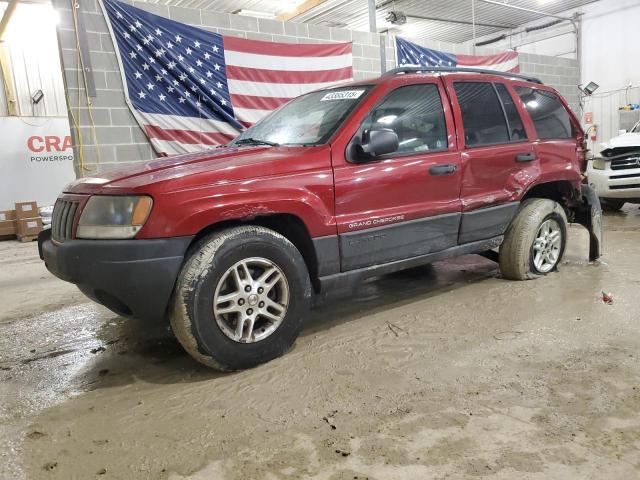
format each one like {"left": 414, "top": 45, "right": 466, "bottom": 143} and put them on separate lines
{"left": 17, "top": 217, "right": 43, "bottom": 237}
{"left": 0, "top": 210, "right": 16, "bottom": 222}
{"left": 15, "top": 202, "right": 39, "bottom": 220}
{"left": 0, "top": 219, "right": 17, "bottom": 236}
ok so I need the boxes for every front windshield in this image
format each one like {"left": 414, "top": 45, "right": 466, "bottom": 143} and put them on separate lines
{"left": 632, "top": 121, "right": 640, "bottom": 133}
{"left": 232, "top": 86, "right": 371, "bottom": 146}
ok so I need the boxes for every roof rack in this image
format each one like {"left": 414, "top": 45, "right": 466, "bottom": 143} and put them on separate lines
{"left": 383, "top": 66, "right": 542, "bottom": 84}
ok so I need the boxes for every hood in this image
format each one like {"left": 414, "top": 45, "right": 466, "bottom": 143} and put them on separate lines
{"left": 600, "top": 132, "right": 640, "bottom": 157}
{"left": 66, "top": 145, "right": 331, "bottom": 194}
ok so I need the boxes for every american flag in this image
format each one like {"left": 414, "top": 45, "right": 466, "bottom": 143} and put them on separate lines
{"left": 101, "top": 0, "right": 353, "bottom": 155}
{"left": 396, "top": 36, "right": 519, "bottom": 73}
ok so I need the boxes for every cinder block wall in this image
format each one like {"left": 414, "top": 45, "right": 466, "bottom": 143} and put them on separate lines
{"left": 54, "top": 0, "right": 580, "bottom": 175}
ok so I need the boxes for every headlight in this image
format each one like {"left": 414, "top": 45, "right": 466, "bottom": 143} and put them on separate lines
{"left": 591, "top": 159, "right": 606, "bottom": 170}
{"left": 77, "top": 195, "right": 153, "bottom": 239}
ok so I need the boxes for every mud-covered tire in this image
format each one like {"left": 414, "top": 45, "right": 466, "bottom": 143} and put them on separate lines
{"left": 600, "top": 198, "right": 625, "bottom": 212}
{"left": 170, "top": 226, "right": 312, "bottom": 371}
{"left": 499, "top": 199, "right": 568, "bottom": 280}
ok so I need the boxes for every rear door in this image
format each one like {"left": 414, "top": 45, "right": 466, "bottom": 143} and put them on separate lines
{"left": 443, "top": 76, "right": 536, "bottom": 244}
{"left": 332, "top": 79, "right": 462, "bottom": 271}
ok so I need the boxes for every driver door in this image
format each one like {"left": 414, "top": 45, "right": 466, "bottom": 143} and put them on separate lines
{"left": 332, "top": 80, "right": 462, "bottom": 271}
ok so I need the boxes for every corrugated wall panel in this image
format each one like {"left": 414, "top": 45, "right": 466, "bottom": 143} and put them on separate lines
{"left": 0, "top": 2, "right": 67, "bottom": 117}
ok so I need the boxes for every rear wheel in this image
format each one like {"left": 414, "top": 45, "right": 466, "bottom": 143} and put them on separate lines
{"left": 499, "top": 199, "right": 568, "bottom": 280}
{"left": 170, "top": 226, "right": 312, "bottom": 371}
{"left": 600, "top": 198, "right": 625, "bottom": 212}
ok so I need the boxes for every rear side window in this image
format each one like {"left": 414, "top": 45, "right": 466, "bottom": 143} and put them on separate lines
{"left": 361, "top": 84, "right": 448, "bottom": 155}
{"left": 514, "top": 87, "right": 573, "bottom": 140}
{"left": 454, "top": 82, "right": 509, "bottom": 147}
{"left": 495, "top": 84, "right": 527, "bottom": 141}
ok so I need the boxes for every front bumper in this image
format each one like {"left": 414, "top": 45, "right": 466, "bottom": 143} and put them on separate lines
{"left": 38, "top": 229, "right": 193, "bottom": 321}
{"left": 587, "top": 161, "right": 640, "bottom": 200}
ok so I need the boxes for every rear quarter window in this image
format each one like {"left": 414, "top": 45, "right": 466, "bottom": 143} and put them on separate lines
{"left": 514, "top": 87, "right": 574, "bottom": 140}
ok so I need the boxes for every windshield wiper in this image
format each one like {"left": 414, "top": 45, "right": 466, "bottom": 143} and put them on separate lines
{"left": 234, "top": 138, "right": 279, "bottom": 147}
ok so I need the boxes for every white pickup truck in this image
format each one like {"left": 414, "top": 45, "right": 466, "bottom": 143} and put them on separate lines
{"left": 588, "top": 120, "right": 640, "bottom": 211}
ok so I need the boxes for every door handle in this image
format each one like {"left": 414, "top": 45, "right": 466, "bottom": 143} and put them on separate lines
{"left": 429, "top": 164, "right": 457, "bottom": 176}
{"left": 515, "top": 152, "right": 536, "bottom": 162}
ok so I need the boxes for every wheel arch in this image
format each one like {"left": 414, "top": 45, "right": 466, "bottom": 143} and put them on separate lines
{"left": 187, "top": 213, "right": 322, "bottom": 292}
{"left": 521, "top": 180, "right": 581, "bottom": 207}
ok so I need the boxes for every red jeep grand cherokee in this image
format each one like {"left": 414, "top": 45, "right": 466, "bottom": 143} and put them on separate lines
{"left": 39, "top": 67, "right": 602, "bottom": 371}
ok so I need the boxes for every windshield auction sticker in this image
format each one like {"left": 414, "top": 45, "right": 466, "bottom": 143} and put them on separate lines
{"left": 321, "top": 90, "right": 365, "bottom": 101}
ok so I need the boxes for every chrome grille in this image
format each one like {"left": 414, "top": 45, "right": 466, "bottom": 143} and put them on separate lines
{"left": 610, "top": 156, "right": 640, "bottom": 171}
{"left": 51, "top": 199, "right": 79, "bottom": 242}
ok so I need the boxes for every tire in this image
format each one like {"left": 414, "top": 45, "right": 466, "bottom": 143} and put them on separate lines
{"left": 499, "top": 199, "right": 568, "bottom": 280}
{"left": 170, "top": 226, "right": 312, "bottom": 371}
{"left": 600, "top": 198, "right": 625, "bottom": 212}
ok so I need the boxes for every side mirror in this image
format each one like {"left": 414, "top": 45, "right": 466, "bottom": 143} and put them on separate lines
{"left": 357, "top": 129, "right": 399, "bottom": 160}
{"left": 619, "top": 129, "right": 628, "bottom": 135}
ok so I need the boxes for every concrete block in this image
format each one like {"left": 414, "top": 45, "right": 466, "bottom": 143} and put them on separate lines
{"left": 105, "top": 71, "right": 124, "bottom": 90}
{"left": 330, "top": 27, "right": 351, "bottom": 42}
{"left": 99, "top": 33, "right": 115, "bottom": 53}
{"left": 272, "top": 35, "right": 298, "bottom": 43}
{"left": 110, "top": 108, "right": 137, "bottom": 126}
{"left": 284, "top": 21, "right": 308, "bottom": 37}
{"left": 114, "top": 143, "right": 156, "bottom": 162}
{"left": 82, "top": 11, "right": 109, "bottom": 34}
{"left": 361, "top": 44, "right": 380, "bottom": 60}
{"left": 352, "top": 30, "right": 378, "bottom": 46}
{"left": 351, "top": 44, "right": 362, "bottom": 57}
{"left": 246, "top": 32, "right": 274, "bottom": 42}
{"left": 230, "top": 14, "right": 258, "bottom": 32}
{"left": 202, "top": 11, "right": 231, "bottom": 29}
{"left": 78, "top": 145, "right": 116, "bottom": 165}
{"left": 217, "top": 28, "right": 246, "bottom": 39}
{"left": 308, "top": 24, "right": 331, "bottom": 40}
{"left": 258, "top": 18, "right": 284, "bottom": 35}
{"left": 133, "top": 1, "right": 169, "bottom": 17}
{"left": 131, "top": 127, "right": 150, "bottom": 144}
{"left": 94, "top": 126, "right": 133, "bottom": 144}
{"left": 90, "top": 51, "right": 120, "bottom": 72}
{"left": 169, "top": 6, "right": 202, "bottom": 26}
{"left": 353, "top": 57, "right": 372, "bottom": 72}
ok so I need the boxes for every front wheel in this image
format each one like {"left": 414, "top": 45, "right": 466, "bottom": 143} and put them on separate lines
{"left": 499, "top": 199, "right": 568, "bottom": 280}
{"left": 600, "top": 198, "right": 625, "bottom": 212}
{"left": 170, "top": 226, "right": 312, "bottom": 371}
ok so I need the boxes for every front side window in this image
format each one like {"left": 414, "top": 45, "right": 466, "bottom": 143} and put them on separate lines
{"left": 514, "top": 86, "right": 574, "bottom": 140}
{"left": 454, "top": 82, "right": 510, "bottom": 147}
{"left": 631, "top": 121, "right": 640, "bottom": 133}
{"left": 232, "top": 86, "right": 371, "bottom": 146}
{"left": 359, "top": 84, "right": 448, "bottom": 155}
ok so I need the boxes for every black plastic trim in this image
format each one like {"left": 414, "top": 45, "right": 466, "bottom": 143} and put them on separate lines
{"left": 39, "top": 230, "right": 194, "bottom": 321}
{"left": 339, "top": 213, "right": 461, "bottom": 271}
{"left": 312, "top": 235, "right": 341, "bottom": 276}
{"left": 458, "top": 202, "right": 519, "bottom": 244}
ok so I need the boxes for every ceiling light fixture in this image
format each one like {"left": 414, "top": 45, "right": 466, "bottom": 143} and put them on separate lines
{"left": 232, "top": 9, "right": 276, "bottom": 19}
{"left": 385, "top": 11, "right": 407, "bottom": 25}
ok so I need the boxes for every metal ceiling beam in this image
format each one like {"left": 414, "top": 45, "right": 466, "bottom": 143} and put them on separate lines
{"left": 276, "top": 0, "right": 328, "bottom": 21}
{"left": 476, "top": 0, "right": 574, "bottom": 21}
{"left": 405, "top": 12, "right": 512, "bottom": 29}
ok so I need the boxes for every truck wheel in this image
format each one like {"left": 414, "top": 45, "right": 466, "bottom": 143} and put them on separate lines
{"left": 499, "top": 199, "right": 567, "bottom": 280}
{"left": 170, "top": 226, "right": 312, "bottom": 371}
{"left": 600, "top": 198, "right": 625, "bottom": 212}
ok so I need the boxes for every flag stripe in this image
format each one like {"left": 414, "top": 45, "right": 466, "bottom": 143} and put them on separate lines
{"left": 234, "top": 107, "right": 272, "bottom": 124}
{"left": 144, "top": 124, "right": 234, "bottom": 145}
{"left": 230, "top": 94, "right": 290, "bottom": 111}
{"left": 142, "top": 111, "right": 241, "bottom": 136}
{"left": 224, "top": 36, "right": 352, "bottom": 57}
{"left": 224, "top": 50, "right": 353, "bottom": 72}
{"left": 457, "top": 52, "right": 518, "bottom": 67}
{"left": 227, "top": 78, "right": 342, "bottom": 99}
{"left": 457, "top": 57, "right": 520, "bottom": 73}
{"left": 226, "top": 65, "right": 353, "bottom": 84}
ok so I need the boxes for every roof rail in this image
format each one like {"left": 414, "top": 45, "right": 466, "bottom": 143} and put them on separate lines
{"left": 383, "top": 66, "right": 542, "bottom": 84}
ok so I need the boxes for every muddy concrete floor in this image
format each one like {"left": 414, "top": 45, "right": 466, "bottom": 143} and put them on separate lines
{"left": 1, "top": 208, "right": 639, "bottom": 480}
